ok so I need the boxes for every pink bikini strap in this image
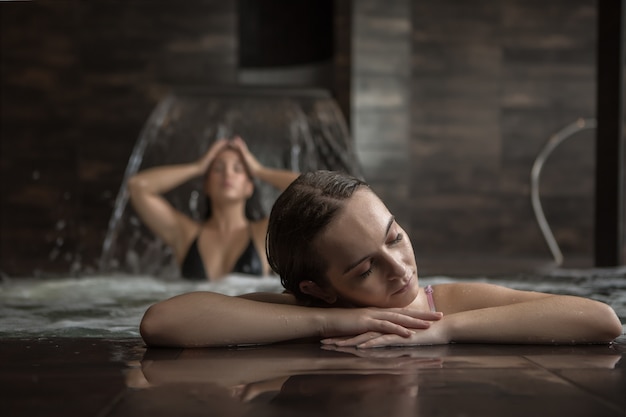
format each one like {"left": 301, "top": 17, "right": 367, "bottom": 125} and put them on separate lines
{"left": 425, "top": 285, "right": 436, "bottom": 312}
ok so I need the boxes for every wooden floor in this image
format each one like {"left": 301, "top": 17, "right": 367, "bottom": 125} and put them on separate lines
{"left": 3, "top": 336, "right": 625, "bottom": 417}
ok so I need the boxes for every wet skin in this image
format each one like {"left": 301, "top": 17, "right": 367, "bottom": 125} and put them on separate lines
{"left": 315, "top": 188, "right": 430, "bottom": 312}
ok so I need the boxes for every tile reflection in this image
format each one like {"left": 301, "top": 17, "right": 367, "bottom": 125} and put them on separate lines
{"left": 121, "top": 344, "right": 625, "bottom": 417}
{"left": 124, "top": 344, "right": 447, "bottom": 417}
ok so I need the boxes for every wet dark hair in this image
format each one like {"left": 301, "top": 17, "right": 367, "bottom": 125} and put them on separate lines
{"left": 266, "top": 170, "right": 368, "bottom": 304}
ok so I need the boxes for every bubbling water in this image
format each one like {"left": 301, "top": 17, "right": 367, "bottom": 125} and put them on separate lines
{"left": 1, "top": 270, "right": 624, "bottom": 339}
{"left": 0, "top": 274, "right": 284, "bottom": 338}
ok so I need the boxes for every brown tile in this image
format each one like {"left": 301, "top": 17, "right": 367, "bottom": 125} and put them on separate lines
{"left": 106, "top": 342, "right": 626, "bottom": 417}
{"left": 1, "top": 338, "right": 145, "bottom": 417}
{"left": 3, "top": 338, "right": 625, "bottom": 417}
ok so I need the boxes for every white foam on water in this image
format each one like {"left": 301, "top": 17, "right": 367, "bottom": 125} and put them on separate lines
{"left": 0, "top": 274, "right": 284, "bottom": 338}
{"left": 0, "top": 271, "right": 624, "bottom": 338}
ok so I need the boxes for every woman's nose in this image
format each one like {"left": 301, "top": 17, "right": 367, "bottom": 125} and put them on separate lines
{"left": 384, "top": 251, "right": 407, "bottom": 280}
{"left": 223, "top": 165, "right": 235, "bottom": 177}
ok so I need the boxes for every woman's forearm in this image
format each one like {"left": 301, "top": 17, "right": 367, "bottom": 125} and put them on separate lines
{"left": 444, "top": 295, "right": 622, "bottom": 344}
{"left": 140, "top": 292, "right": 442, "bottom": 348}
{"left": 128, "top": 163, "right": 203, "bottom": 195}
{"left": 140, "top": 292, "right": 323, "bottom": 347}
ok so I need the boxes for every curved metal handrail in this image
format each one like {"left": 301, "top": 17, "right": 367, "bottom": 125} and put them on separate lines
{"left": 530, "top": 118, "right": 596, "bottom": 266}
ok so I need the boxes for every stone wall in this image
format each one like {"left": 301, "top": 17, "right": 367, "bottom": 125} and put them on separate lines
{"left": 352, "top": 0, "right": 622, "bottom": 270}
{"left": 0, "top": 1, "right": 238, "bottom": 276}
{"left": 1, "top": 0, "right": 622, "bottom": 276}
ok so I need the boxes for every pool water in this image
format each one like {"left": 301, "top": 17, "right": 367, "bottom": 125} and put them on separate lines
{"left": 0, "top": 274, "right": 283, "bottom": 338}
{"left": 1, "top": 269, "right": 625, "bottom": 338}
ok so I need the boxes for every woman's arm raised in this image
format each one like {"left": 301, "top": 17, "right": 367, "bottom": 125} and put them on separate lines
{"left": 231, "top": 136, "right": 299, "bottom": 191}
{"left": 128, "top": 138, "right": 229, "bottom": 197}
{"left": 127, "top": 139, "right": 229, "bottom": 256}
{"left": 139, "top": 291, "right": 443, "bottom": 348}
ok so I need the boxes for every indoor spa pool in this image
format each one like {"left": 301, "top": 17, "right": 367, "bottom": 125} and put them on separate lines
{"left": 2, "top": 269, "right": 625, "bottom": 417}
{"left": 1, "top": 269, "right": 625, "bottom": 339}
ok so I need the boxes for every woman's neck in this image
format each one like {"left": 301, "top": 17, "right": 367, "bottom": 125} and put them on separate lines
{"left": 206, "top": 202, "right": 248, "bottom": 233}
{"left": 407, "top": 286, "right": 433, "bottom": 312}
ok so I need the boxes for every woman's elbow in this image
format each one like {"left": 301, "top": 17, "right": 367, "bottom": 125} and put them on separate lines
{"left": 140, "top": 302, "right": 175, "bottom": 347}
{"left": 126, "top": 176, "right": 145, "bottom": 198}
{"left": 591, "top": 303, "right": 623, "bottom": 342}
{"left": 603, "top": 312, "right": 623, "bottom": 342}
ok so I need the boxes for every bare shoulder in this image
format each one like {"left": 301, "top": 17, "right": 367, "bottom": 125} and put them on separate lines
{"left": 172, "top": 214, "right": 201, "bottom": 255}
{"left": 432, "top": 282, "right": 552, "bottom": 314}
{"left": 238, "top": 291, "right": 298, "bottom": 305}
{"left": 250, "top": 217, "right": 269, "bottom": 233}
{"left": 178, "top": 213, "right": 200, "bottom": 237}
{"left": 249, "top": 217, "right": 270, "bottom": 244}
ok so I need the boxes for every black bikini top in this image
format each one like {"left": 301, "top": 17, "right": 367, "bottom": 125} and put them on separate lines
{"left": 180, "top": 234, "right": 264, "bottom": 280}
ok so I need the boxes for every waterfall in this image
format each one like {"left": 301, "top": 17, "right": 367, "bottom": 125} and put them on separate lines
{"left": 99, "top": 87, "right": 362, "bottom": 277}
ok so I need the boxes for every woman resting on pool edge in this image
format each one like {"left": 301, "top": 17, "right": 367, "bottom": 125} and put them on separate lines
{"left": 140, "top": 170, "right": 623, "bottom": 348}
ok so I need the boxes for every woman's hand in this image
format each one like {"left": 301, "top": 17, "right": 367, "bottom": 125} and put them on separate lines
{"left": 321, "top": 318, "right": 450, "bottom": 348}
{"left": 320, "top": 308, "right": 443, "bottom": 340}
{"left": 230, "top": 136, "right": 263, "bottom": 177}
{"left": 198, "top": 138, "right": 230, "bottom": 173}
{"left": 230, "top": 135, "right": 299, "bottom": 190}
{"left": 322, "top": 343, "right": 448, "bottom": 361}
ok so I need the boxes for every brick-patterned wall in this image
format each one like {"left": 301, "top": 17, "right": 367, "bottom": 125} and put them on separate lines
{"left": 0, "top": 0, "right": 352, "bottom": 277}
{"left": 352, "top": 0, "right": 412, "bottom": 227}
{"left": 351, "top": 0, "right": 623, "bottom": 269}
{"left": 408, "top": 0, "right": 604, "bottom": 264}
{"left": 1, "top": 0, "right": 622, "bottom": 276}
{"left": 0, "top": 1, "right": 237, "bottom": 276}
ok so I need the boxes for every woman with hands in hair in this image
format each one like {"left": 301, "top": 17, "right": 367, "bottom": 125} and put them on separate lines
{"left": 128, "top": 136, "right": 298, "bottom": 280}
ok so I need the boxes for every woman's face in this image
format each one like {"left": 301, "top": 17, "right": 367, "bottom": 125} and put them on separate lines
{"left": 313, "top": 189, "right": 420, "bottom": 308}
{"left": 204, "top": 148, "right": 253, "bottom": 202}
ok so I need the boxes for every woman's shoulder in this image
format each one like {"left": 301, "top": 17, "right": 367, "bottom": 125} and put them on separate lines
{"left": 431, "top": 281, "right": 549, "bottom": 314}
{"left": 249, "top": 217, "right": 270, "bottom": 237}
{"left": 238, "top": 291, "right": 298, "bottom": 305}
{"left": 250, "top": 217, "right": 269, "bottom": 228}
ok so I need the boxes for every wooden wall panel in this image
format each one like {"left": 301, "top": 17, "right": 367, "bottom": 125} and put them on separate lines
{"left": 407, "top": 0, "right": 601, "bottom": 266}
{"left": 0, "top": 0, "right": 237, "bottom": 276}
{"left": 352, "top": 0, "right": 412, "bottom": 224}
{"left": 1, "top": 0, "right": 620, "bottom": 276}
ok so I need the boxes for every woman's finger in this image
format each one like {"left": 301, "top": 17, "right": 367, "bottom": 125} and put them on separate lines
{"left": 357, "top": 334, "right": 406, "bottom": 349}
{"left": 375, "top": 312, "right": 436, "bottom": 331}
{"left": 384, "top": 309, "right": 443, "bottom": 321}
{"left": 322, "top": 332, "right": 383, "bottom": 346}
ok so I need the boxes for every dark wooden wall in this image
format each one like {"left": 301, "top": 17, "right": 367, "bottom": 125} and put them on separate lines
{"left": 0, "top": 1, "right": 238, "bottom": 276}
{"left": 409, "top": 0, "right": 621, "bottom": 266}
{"left": 353, "top": 0, "right": 623, "bottom": 271}
{"left": 1, "top": 0, "right": 622, "bottom": 276}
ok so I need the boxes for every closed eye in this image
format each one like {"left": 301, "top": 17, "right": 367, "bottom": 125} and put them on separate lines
{"left": 389, "top": 233, "right": 403, "bottom": 245}
{"left": 359, "top": 259, "right": 375, "bottom": 278}
{"left": 359, "top": 234, "right": 402, "bottom": 278}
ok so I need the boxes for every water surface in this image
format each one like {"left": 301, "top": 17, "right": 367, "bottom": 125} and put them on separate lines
{"left": 1, "top": 269, "right": 624, "bottom": 338}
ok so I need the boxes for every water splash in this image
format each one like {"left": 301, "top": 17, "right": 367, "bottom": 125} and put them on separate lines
{"left": 99, "top": 88, "right": 361, "bottom": 276}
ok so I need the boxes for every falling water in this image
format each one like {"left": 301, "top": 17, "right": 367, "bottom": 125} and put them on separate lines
{"left": 99, "top": 87, "right": 362, "bottom": 277}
